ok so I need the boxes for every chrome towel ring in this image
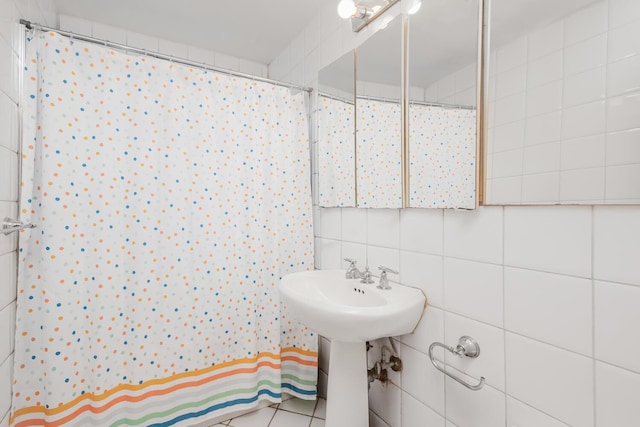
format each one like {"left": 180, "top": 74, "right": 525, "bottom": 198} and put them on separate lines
{"left": 428, "top": 336, "right": 485, "bottom": 391}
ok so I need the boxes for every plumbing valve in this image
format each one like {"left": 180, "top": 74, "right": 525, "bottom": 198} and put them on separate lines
{"left": 389, "top": 355, "right": 402, "bottom": 372}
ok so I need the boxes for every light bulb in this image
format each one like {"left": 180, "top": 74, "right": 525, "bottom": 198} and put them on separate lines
{"left": 337, "top": 0, "right": 357, "bottom": 19}
{"left": 408, "top": 0, "right": 422, "bottom": 15}
{"left": 371, "top": 5, "right": 381, "bottom": 13}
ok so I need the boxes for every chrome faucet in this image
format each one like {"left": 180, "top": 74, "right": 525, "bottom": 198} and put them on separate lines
{"left": 344, "top": 258, "right": 375, "bottom": 284}
{"left": 344, "top": 258, "right": 361, "bottom": 279}
{"left": 359, "top": 266, "right": 375, "bottom": 284}
{"left": 377, "top": 266, "right": 399, "bottom": 290}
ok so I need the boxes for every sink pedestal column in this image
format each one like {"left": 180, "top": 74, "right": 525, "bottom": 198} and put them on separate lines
{"left": 325, "top": 341, "right": 369, "bottom": 427}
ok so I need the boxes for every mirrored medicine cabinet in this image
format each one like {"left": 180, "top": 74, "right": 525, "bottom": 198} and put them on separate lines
{"left": 317, "top": 0, "right": 482, "bottom": 209}
{"left": 318, "top": 0, "right": 640, "bottom": 208}
{"left": 484, "top": 0, "right": 640, "bottom": 205}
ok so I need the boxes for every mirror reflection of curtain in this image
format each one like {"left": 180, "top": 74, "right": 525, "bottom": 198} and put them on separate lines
{"left": 409, "top": 104, "right": 476, "bottom": 209}
{"left": 318, "top": 95, "right": 355, "bottom": 207}
{"left": 356, "top": 98, "right": 402, "bottom": 208}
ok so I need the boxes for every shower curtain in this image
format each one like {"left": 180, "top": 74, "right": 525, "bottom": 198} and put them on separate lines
{"left": 11, "top": 30, "right": 316, "bottom": 427}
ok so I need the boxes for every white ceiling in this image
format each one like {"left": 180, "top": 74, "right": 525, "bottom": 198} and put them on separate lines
{"left": 52, "top": 0, "right": 323, "bottom": 65}
{"left": 53, "top": 0, "right": 603, "bottom": 85}
{"left": 323, "top": 0, "right": 603, "bottom": 93}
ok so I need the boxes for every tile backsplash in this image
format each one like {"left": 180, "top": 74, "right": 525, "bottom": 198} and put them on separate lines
{"left": 268, "top": 0, "right": 640, "bottom": 425}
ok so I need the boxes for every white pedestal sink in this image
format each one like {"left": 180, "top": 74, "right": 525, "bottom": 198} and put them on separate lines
{"left": 280, "top": 270, "right": 426, "bottom": 427}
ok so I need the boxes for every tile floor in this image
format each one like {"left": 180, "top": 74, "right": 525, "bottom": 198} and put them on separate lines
{"left": 211, "top": 396, "right": 326, "bottom": 427}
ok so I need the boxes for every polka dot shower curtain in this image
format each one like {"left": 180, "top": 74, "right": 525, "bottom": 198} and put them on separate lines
{"left": 12, "top": 30, "right": 316, "bottom": 427}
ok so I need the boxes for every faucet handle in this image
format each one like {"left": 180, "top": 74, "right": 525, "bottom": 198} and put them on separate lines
{"left": 344, "top": 258, "right": 359, "bottom": 279}
{"left": 378, "top": 266, "right": 399, "bottom": 275}
{"left": 377, "top": 266, "right": 398, "bottom": 290}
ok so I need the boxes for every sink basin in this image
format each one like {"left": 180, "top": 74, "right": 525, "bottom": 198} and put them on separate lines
{"left": 280, "top": 269, "right": 426, "bottom": 342}
{"left": 279, "top": 269, "right": 427, "bottom": 427}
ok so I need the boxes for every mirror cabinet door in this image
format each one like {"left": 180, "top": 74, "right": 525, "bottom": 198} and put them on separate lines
{"left": 356, "top": 15, "right": 403, "bottom": 208}
{"left": 408, "top": 0, "right": 480, "bottom": 209}
{"left": 318, "top": 51, "right": 356, "bottom": 207}
{"left": 485, "top": 0, "right": 640, "bottom": 205}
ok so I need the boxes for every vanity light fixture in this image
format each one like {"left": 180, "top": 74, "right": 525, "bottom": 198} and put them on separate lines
{"left": 407, "top": 0, "right": 422, "bottom": 15}
{"left": 337, "top": 0, "right": 401, "bottom": 32}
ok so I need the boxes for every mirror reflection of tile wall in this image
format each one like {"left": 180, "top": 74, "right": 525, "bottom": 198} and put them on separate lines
{"left": 486, "top": 0, "right": 640, "bottom": 205}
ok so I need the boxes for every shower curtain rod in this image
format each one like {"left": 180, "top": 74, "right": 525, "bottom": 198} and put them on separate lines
{"left": 20, "top": 19, "right": 313, "bottom": 94}
{"left": 319, "top": 92, "right": 475, "bottom": 111}
{"left": 410, "top": 99, "right": 476, "bottom": 111}
{"left": 318, "top": 91, "right": 354, "bottom": 105}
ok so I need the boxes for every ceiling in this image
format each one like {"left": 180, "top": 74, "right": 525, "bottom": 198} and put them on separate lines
{"left": 52, "top": 0, "right": 323, "bottom": 65}
{"left": 322, "top": 0, "right": 602, "bottom": 94}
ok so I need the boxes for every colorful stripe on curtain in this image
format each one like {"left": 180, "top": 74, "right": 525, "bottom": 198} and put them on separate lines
{"left": 11, "top": 348, "right": 316, "bottom": 427}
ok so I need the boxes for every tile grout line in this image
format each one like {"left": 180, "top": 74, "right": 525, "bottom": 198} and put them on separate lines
{"left": 502, "top": 206, "right": 508, "bottom": 427}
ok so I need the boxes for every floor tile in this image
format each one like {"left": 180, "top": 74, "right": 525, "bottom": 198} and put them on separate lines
{"left": 310, "top": 419, "right": 325, "bottom": 427}
{"left": 278, "top": 397, "right": 317, "bottom": 416}
{"left": 313, "top": 399, "right": 326, "bottom": 419}
{"left": 268, "top": 410, "right": 313, "bottom": 427}
{"left": 281, "top": 393, "right": 296, "bottom": 402}
{"left": 227, "top": 406, "right": 276, "bottom": 427}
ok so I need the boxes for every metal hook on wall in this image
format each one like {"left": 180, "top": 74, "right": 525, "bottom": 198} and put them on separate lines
{"left": 428, "top": 336, "right": 485, "bottom": 391}
{"left": 2, "top": 217, "right": 36, "bottom": 235}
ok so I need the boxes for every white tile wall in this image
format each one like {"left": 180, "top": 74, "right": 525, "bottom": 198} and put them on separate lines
{"left": 400, "top": 344, "right": 445, "bottom": 416}
{"left": 594, "top": 281, "right": 640, "bottom": 373}
{"left": 528, "top": 22, "right": 563, "bottom": 61}
{"left": 504, "top": 205, "right": 592, "bottom": 277}
{"left": 272, "top": 0, "right": 640, "bottom": 425}
{"left": 595, "top": 361, "right": 640, "bottom": 427}
{"left": 341, "top": 208, "right": 368, "bottom": 244}
{"left": 490, "top": 120, "right": 524, "bottom": 153}
{"left": 443, "top": 207, "right": 503, "bottom": 264}
{"left": 443, "top": 259, "right": 503, "bottom": 327}
{"left": 1, "top": 2, "right": 56, "bottom": 425}
{"left": 504, "top": 267, "right": 592, "bottom": 355}
{"left": 487, "top": 0, "right": 640, "bottom": 204}
{"left": 399, "top": 209, "right": 442, "bottom": 255}
{"left": 445, "top": 376, "right": 505, "bottom": 427}
{"left": 400, "top": 251, "right": 443, "bottom": 307}
{"left": 506, "top": 333, "right": 594, "bottom": 426}
{"left": 367, "top": 210, "right": 400, "bottom": 248}
{"left": 506, "top": 397, "right": 570, "bottom": 427}
{"left": 564, "top": 1, "right": 608, "bottom": 47}
{"left": 401, "top": 391, "right": 444, "bottom": 427}
{"left": 608, "top": 19, "right": 640, "bottom": 62}
{"left": 593, "top": 206, "right": 640, "bottom": 286}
